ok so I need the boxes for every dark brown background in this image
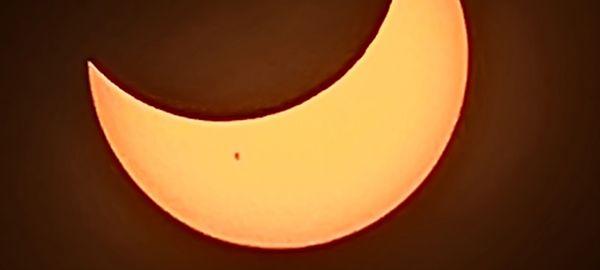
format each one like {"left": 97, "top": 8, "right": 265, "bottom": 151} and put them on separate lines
{"left": 3, "top": 0, "right": 599, "bottom": 269}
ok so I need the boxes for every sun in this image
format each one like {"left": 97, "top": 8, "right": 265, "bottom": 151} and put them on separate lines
{"left": 89, "top": 0, "right": 468, "bottom": 249}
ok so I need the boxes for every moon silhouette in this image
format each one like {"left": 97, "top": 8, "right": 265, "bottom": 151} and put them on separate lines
{"left": 89, "top": 0, "right": 468, "bottom": 249}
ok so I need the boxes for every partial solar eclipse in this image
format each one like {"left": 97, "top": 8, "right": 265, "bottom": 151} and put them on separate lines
{"left": 89, "top": 0, "right": 468, "bottom": 249}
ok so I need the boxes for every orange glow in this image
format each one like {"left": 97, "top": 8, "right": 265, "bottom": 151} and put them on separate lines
{"left": 89, "top": 0, "right": 468, "bottom": 249}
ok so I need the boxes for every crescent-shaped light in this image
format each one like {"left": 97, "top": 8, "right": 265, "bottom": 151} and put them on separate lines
{"left": 89, "top": 0, "right": 468, "bottom": 249}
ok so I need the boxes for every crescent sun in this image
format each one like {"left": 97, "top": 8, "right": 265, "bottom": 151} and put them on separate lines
{"left": 89, "top": 0, "right": 468, "bottom": 249}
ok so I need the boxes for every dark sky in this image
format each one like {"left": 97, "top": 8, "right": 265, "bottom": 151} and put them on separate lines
{"left": 3, "top": 0, "right": 600, "bottom": 269}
